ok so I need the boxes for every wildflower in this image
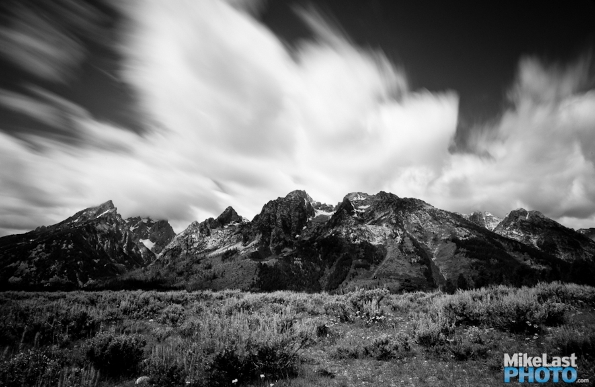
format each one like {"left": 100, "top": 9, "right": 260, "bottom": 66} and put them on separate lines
{"left": 261, "top": 374, "right": 265, "bottom": 378}
{"left": 232, "top": 379, "right": 238, "bottom": 384}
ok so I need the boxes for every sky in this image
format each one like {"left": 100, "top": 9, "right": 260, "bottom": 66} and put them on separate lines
{"left": 1, "top": 0, "right": 595, "bottom": 236}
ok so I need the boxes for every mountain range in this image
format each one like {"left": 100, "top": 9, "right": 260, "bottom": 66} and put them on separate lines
{"left": 1, "top": 190, "right": 594, "bottom": 291}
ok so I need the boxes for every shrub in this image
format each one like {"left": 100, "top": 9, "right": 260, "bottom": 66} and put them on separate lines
{"left": 347, "top": 288, "right": 389, "bottom": 313}
{"left": 56, "top": 366, "right": 101, "bottom": 387}
{"left": 179, "top": 307, "right": 316, "bottom": 386}
{"left": 205, "top": 340, "right": 301, "bottom": 387}
{"left": 411, "top": 311, "right": 454, "bottom": 347}
{"left": 323, "top": 301, "right": 352, "bottom": 322}
{"left": 363, "top": 333, "right": 411, "bottom": 360}
{"left": 486, "top": 295, "right": 565, "bottom": 333}
{"left": 84, "top": 331, "right": 146, "bottom": 377}
{"left": 0, "top": 348, "right": 63, "bottom": 387}
{"left": 548, "top": 326, "right": 595, "bottom": 359}
{"left": 439, "top": 286, "right": 567, "bottom": 333}
{"left": 0, "top": 302, "right": 99, "bottom": 348}
{"left": 315, "top": 323, "right": 329, "bottom": 338}
{"left": 144, "top": 341, "right": 192, "bottom": 387}
{"left": 145, "top": 362, "right": 186, "bottom": 387}
{"left": 533, "top": 282, "right": 595, "bottom": 306}
{"left": 157, "top": 304, "right": 186, "bottom": 326}
{"left": 446, "top": 328, "right": 492, "bottom": 361}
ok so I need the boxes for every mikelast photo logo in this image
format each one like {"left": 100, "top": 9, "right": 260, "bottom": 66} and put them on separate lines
{"left": 503, "top": 353, "right": 589, "bottom": 384}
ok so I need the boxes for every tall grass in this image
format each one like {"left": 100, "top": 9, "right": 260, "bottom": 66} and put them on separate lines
{"left": 0, "top": 282, "right": 593, "bottom": 386}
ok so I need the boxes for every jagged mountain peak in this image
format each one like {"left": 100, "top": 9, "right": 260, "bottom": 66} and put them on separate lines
{"left": 86, "top": 199, "right": 116, "bottom": 216}
{"left": 84, "top": 200, "right": 116, "bottom": 218}
{"left": 99, "top": 199, "right": 115, "bottom": 209}
{"left": 462, "top": 211, "right": 502, "bottom": 231}
{"left": 125, "top": 216, "right": 175, "bottom": 255}
{"left": 507, "top": 208, "right": 547, "bottom": 220}
{"left": 193, "top": 206, "right": 245, "bottom": 237}
{"left": 496, "top": 207, "right": 565, "bottom": 234}
{"left": 285, "top": 189, "right": 314, "bottom": 203}
{"left": 339, "top": 191, "right": 401, "bottom": 208}
{"left": 344, "top": 192, "right": 373, "bottom": 201}
{"left": 215, "top": 206, "right": 242, "bottom": 226}
{"left": 57, "top": 200, "right": 119, "bottom": 228}
{"left": 493, "top": 207, "right": 595, "bottom": 262}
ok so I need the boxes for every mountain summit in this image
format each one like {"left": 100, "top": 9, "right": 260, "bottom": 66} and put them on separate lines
{"left": 461, "top": 211, "right": 502, "bottom": 231}
{"left": 493, "top": 208, "right": 595, "bottom": 262}
{"left": 0, "top": 201, "right": 174, "bottom": 289}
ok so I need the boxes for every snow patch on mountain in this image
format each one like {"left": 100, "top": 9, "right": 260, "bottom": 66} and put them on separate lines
{"left": 96, "top": 209, "right": 113, "bottom": 218}
{"left": 140, "top": 239, "right": 155, "bottom": 249}
{"left": 315, "top": 209, "right": 335, "bottom": 217}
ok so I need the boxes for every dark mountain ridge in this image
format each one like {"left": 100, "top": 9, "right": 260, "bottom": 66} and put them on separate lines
{"left": 0, "top": 201, "right": 174, "bottom": 290}
{"left": 1, "top": 190, "right": 594, "bottom": 292}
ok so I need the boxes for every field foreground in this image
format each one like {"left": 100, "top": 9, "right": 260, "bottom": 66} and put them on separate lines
{"left": 1, "top": 282, "right": 594, "bottom": 386}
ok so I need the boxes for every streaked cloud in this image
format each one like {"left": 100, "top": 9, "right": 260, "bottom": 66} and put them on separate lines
{"left": 1, "top": 0, "right": 594, "bottom": 236}
{"left": 0, "top": 0, "right": 106, "bottom": 82}
{"left": 434, "top": 55, "right": 595, "bottom": 228}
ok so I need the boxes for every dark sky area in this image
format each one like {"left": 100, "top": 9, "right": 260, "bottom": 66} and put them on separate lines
{"left": 261, "top": 0, "right": 595, "bottom": 148}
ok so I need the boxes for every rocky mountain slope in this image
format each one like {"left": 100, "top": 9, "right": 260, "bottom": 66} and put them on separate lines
{"left": 125, "top": 216, "right": 175, "bottom": 254}
{"left": 0, "top": 201, "right": 174, "bottom": 290}
{"left": 2, "top": 191, "right": 594, "bottom": 292}
{"left": 126, "top": 190, "right": 595, "bottom": 292}
{"left": 493, "top": 209, "right": 595, "bottom": 262}
{"left": 147, "top": 191, "right": 319, "bottom": 290}
{"left": 461, "top": 211, "right": 502, "bottom": 231}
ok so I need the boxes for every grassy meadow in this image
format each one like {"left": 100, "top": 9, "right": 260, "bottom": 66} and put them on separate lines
{"left": 0, "top": 282, "right": 594, "bottom": 386}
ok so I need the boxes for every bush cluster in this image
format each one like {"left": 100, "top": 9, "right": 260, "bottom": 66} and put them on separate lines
{"left": 439, "top": 286, "right": 567, "bottom": 333}
{"left": 0, "top": 282, "right": 593, "bottom": 386}
{"left": 0, "top": 348, "right": 63, "bottom": 387}
{"left": 84, "top": 331, "right": 146, "bottom": 377}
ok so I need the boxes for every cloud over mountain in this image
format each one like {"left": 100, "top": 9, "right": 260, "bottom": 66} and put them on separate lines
{"left": 438, "top": 55, "right": 595, "bottom": 227}
{"left": 0, "top": 0, "right": 593, "bottom": 236}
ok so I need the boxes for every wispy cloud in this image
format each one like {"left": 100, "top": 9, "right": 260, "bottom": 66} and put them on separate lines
{"left": 114, "top": 0, "right": 457, "bottom": 219}
{"left": 0, "top": 0, "right": 106, "bottom": 82}
{"left": 436, "top": 55, "right": 595, "bottom": 228}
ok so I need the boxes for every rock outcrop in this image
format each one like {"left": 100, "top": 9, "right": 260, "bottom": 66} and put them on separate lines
{"left": 461, "top": 211, "right": 502, "bottom": 231}
{"left": 493, "top": 209, "right": 595, "bottom": 262}
{"left": 125, "top": 217, "right": 175, "bottom": 254}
